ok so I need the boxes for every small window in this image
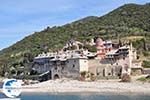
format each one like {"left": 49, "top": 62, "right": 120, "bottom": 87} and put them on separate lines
{"left": 72, "top": 64, "right": 75, "bottom": 68}
{"left": 55, "top": 67, "right": 57, "bottom": 70}
{"left": 66, "top": 61, "right": 69, "bottom": 63}
{"left": 108, "top": 73, "right": 111, "bottom": 76}
{"left": 97, "top": 73, "right": 99, "bottom": 76}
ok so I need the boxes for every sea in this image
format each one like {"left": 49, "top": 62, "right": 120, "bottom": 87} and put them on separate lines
{"left": 0, "top": 93, "right": 150, "bottom": 100}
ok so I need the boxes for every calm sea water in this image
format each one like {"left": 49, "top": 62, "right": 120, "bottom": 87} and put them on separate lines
{"left": 0, "top": 93, "right": 150, "bottom": 100}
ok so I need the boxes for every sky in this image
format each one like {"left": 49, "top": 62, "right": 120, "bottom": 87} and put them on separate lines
{"left": 0, "top": 0, "right": 149, "bottom": 50}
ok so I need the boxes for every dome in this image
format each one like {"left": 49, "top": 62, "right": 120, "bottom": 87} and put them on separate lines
{"left": 96, "top": 38, "right": 103, "bottom": 46}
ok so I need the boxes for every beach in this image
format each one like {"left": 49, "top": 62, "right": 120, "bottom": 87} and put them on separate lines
{"left": 18, "top": 79, "right": 150, "bottom": 94}
{"left": 0, "top": 76, "right": 150, "bottom": 94}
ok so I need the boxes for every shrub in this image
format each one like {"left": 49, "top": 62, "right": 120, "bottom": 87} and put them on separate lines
{"left": 143, "top": 51, "right": 150, "bottom": 57}
{"left": 121, "top": 73, "right": 131, "bottom": 82}
{"left": 80, "top": 71, "right": 86, "bottom": 78}
{"left": 142, "top": 60, "right": 150, "bottom": 68}
{"left": 84, "top": 44, "right": 97, "bottom": 52}
{"left": 137, "top": 77, "right": 146, "bottom": 82}
{"left": 137, "top": 76, "right": 150, "bottom": 82}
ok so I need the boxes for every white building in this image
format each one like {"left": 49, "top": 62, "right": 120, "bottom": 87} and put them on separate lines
{"left": 32, "top": 50, "right": 91, "bottom": 79}
{"left": 32, "top": 40, "right": 137, "bottom": 80}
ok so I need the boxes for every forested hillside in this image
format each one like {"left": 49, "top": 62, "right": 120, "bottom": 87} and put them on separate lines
{"left": 0, "top": 3, "right": 150, "bottom": 76}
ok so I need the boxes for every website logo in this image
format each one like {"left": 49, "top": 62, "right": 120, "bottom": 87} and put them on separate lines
{"left": 2, "top": 79, "right": 22, "bottom": 98}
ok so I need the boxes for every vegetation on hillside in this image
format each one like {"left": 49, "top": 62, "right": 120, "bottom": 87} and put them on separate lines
{"left": 0, "top": 3, "right": 150, "bottom": 76}
{"left": 137, "top": 75, "right": 150, "bottom": 82}
{"left": 142, "top": 61, "right": 150, "bottom": 68}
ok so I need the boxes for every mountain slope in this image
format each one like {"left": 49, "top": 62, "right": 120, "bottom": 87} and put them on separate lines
{"left": 0, "top": 3, "right": 150, "bottom": 75}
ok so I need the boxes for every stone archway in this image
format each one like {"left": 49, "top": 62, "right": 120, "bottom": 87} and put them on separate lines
{"left": 54, "top": 74, "right": 60, "bottom": 79}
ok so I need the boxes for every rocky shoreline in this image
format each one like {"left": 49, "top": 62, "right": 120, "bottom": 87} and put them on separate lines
{"left": 20, "top": 79, "right": 150, "bottom": 94}
{"left": 0, "top": 79, "right": 150, "bottom": 94}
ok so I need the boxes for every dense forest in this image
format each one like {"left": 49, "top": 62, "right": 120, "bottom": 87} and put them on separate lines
{"left": 0, "top": 3, "right": 150, "bottom": 76}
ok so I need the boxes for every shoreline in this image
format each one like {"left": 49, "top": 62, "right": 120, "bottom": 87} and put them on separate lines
{"left": 20, "top": 88, "right": 150, "bottom": 95}
{"left": 1, "top": 79, "right": 150, "bottom": 94}
{"left": 16, "top": 80, "right": 150, "bottom": 94}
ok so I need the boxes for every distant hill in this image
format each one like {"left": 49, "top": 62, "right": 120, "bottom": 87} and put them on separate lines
{"left": 0, "top": 3, "right": 150, "bottom": 76}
